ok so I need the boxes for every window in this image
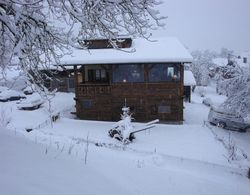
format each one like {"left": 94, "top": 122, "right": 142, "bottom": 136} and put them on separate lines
{"left": 148, "top": 64, "right": 180, "bottom": 82}
{"left": 68, "top": 78, "right": 75, "bottom": 89}
{"left": 82, "top": 100, "right": 93, "bottom": 109}
{"left": 158, "top": 105, "right": 171, "bottom": 114}
{"left": 113, "top": 64, "right": 144, "bottom": 83}
{"left": 88, "top": 69, "right": 108, "bottom": 82}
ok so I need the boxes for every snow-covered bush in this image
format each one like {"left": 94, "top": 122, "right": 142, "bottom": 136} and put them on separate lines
{"left": 215, "top": 62, "right": 243, "bottom": 95}
{"left": 191, "top": 50, "right": 217, "bottom": 86}
{"left": 202, "top": 97, "right": 213, "bottom": 107}
{"left": 197, "top": 86, "right": 206, "bottom": 97}
{"left": 217, "top": 62, "right": 250, "bottom": 119}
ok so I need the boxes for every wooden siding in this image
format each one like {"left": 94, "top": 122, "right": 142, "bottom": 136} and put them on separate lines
{"left": 74, "top": 64, "right": 184, "bottom": 122}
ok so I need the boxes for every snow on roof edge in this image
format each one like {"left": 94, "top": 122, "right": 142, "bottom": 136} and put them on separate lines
{"left": 59, "top": 37, "right": 193, "bottom": 66}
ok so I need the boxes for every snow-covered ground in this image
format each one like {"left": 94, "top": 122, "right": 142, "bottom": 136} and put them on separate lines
{"left": 1, "top": 84, "right": 250, "bottom": 195}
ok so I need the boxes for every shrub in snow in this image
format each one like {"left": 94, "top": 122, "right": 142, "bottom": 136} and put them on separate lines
{"left": 217, "top": 62, "right": 250, "bottom": 119}
{"left": 197, "top": 86, "right": 206, "bottom": 97}
{"left": 202, "top": 98, "right": 213, "bottom": 107}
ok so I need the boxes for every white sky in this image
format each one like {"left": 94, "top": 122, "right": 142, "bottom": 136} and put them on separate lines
{"left": 153, "top": 0, "right": 250, "bottom": 52}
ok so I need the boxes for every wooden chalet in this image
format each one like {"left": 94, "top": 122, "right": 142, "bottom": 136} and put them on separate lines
{"left": 61, "top": 37, "right": 193, "bottom": 123}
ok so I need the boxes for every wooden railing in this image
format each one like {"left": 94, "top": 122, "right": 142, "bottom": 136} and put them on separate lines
{"left": 77, "top": 84, "right": 111, "bottom": 96}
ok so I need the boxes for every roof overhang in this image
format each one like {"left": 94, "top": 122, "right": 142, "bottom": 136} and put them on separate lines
{"left": 59, "top": 37, "right": 193, "bottom": 66}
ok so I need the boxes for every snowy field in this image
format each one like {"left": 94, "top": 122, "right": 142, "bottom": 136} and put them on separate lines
{"left": 0, "top": 84, "right": 250, "bottom": 195}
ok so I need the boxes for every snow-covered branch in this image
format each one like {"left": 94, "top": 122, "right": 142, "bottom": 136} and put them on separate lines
{"left": 0, "top": 0, "right": 165, "bottom": 92}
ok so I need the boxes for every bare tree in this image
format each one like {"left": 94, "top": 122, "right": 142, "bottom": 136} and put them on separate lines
{"left": 0, "top": 0, "right": 165, "bottom": 92}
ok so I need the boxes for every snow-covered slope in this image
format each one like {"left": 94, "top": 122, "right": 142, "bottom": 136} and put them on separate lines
{"left": 1, "top": 84, "right": 250, "bottom": 195}
{"left": 1, "top": 126, "right": 250, "bottom": 195}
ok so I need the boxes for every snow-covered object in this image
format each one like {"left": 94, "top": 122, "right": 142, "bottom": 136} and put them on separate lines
{"left": 212, "top": 58, "right": 228, "bottom": 67}
{"left": 0, "top": 75, "right": 27, "bottom": 91}
{"left": 197, "top": 86, "right": 206, "bottom": 97}
{"left": 216, "top": 61, "right": 250, "bottom": 118}
{"left": 17, "top": 93, "right": 44, "bottom": 110}
{"left": 1, "top": 87, "right": 250, "bottom": 194}
{"left": 109, "top": 106, "right": 159, "bottom": 143}
{"left": 208, "top": 107, "right": 250, "bottom": 132}
{"left": 23, "top": 85, "right": 34, "bottom": 95}
{"left": 202, "top": 98, "right": 213, "bottom": 107}
{"left": 0, "top": 90, "right": 25, "bottom": 101}
{"left": 111, "top": 107, "right": 135, "bottom": 143}
{"left": 244, "top": 115, "right": 250, "bottom": 123}
{"left": 184, "top": 70, "right": 196, "bottom": 86}
{"left": 191, "top": 50, "right": 214, "bottom": 86}
{"left": 230, "top": 51, "right": 250, "bottom": 69}
{"left": 0, "top": 86, "right": 8, "bottom": 93}
{"left": 60, "top": 37, "right": 193, "bottom": 65}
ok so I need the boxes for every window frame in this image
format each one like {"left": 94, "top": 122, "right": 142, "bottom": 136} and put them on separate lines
{"left": 112, "top": 64, "right": 145, "bottom": 83}
{"left": 148, "top": 63, "right": 180, "bottom": 83}
{"left": 87, "top": 69, "right": 109, "bottom": 83}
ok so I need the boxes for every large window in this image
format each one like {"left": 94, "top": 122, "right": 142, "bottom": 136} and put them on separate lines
{"left": 113, "top": 64, "right": 144, "bottom": 83}
{"left": 148, "top": 64, "right": 180, "bottom": 82}
{"left": 88, "top": 69, "right": 108, "bottom": 82}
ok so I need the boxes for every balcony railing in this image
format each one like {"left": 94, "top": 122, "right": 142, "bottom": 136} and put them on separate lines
{"left": 77, "top": 83, "right": 111, "bottom": 96}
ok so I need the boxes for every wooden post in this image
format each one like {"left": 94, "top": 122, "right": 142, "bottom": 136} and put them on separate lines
{"left": 144, "top": 64, "right": 149, "bottom": 121}
{"left": 73, "top": 65, "right": 78, "bottom": 96}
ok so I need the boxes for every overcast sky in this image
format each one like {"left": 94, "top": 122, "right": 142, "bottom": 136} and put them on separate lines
{"left": 153, "top": 0, "right": 250, "bottom": 52}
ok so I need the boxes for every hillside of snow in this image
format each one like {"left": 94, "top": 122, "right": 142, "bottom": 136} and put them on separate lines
{"left": 1, "top": 84, "right": 250, "bottom": 195}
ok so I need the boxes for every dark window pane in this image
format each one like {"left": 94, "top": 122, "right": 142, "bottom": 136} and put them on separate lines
{"left": 88, "top": 70, "right": 95, "bottom": 82}
{"left": 87, "top": 69, "right": 108, "bottom": 82}
{"left": 113, "top": 64, "right": 144, "bottom": 83}
{"left": 82, "top": 100, "right": 93, "bottom": 109}
{"left": 158, "top": 105, "right": 171, "bottom": 114}
{"left": 68, "top": 78, "right": 75, "bottom": 88}
{"left": 149, "top": 64, "right": 180, "bottom": 82}
{"left": 95, "top": 70, "right": 101, "bottom": 80}
{"left": 101, "top": 69, "right": 106, "bottom": 79}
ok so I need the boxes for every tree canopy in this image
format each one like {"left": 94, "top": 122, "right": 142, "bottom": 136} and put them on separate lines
{"left": 0, "top": 0, "right": 165, "bottom": 90}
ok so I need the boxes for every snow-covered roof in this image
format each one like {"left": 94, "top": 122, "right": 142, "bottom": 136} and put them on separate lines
{"left": 184, "top": 70, "right": 196, "bottom": 86}
{"left": 237, "top": 51, "right": 250, "bottom": 58}
{"left": 212, "top": 58, "right": 228, "bottom": 67}
{"left": 60, "top": 37, "right": 193, "bottom": 65}
{"left": 235, "top": 52, "right": 250, "bottom": 68}
{"left": 212, "top": 53, "right": 250, "bottom": 69}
